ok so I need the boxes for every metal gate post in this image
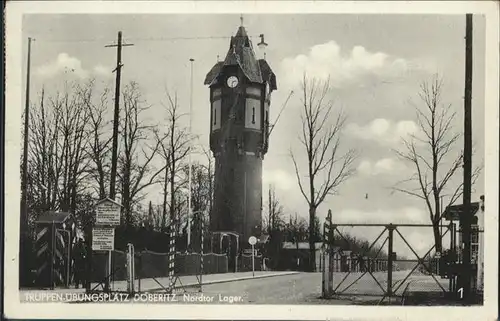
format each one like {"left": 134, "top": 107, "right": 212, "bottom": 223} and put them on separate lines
{"left": 448, "top": 222, "right": 453, "bottom": 293}
{"left": 387, "top": 224, "right": 394, "bottom": 298}
{"left": 328, "top": 251, "right": 333, "bottom": 295}
{"left": 322, "top": 252, "right": 327, "bottom": 297}
{"left": 451, "top": 221, "right": 457, "bottom": 293}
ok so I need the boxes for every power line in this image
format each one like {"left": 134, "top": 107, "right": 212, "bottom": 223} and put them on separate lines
{"left": 268, "top": 90, "right": 294, "bottom": 137}
{"left": 29, "top": 35, "right": 260, "bottom": 44}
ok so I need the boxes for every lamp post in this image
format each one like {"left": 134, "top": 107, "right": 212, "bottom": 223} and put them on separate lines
{"left": 187, "top": 58, "right": 195, "bottom": 249}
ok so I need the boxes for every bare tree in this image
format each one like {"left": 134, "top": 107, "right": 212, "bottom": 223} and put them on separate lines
{"left": 285, "top": 214, "right": 308, "bottom": 246}
{"left": 179, "top": 160, "right": 214, "bottom": 251}
{"left": 200, "top": 145, "right": 214, "bottom": 219}
{"left": 49, "top": 82, "right": 92, "bottom": 214}
{"left": 140, "top": 202, "right": 164, "bottom": 231}
{"left": 118, "top": 82, "right": 164, "bottom": 229}
{"left": 290, "top": 75, "right": 357, "bottom": 271}
{"left": 393, "top": 75, "right": 482, "bottom": 253}
{"left": 155, "top": 90, "right": 190, "bottom": 232}
{"left": 265, "top": 184, "right": 284, "bottom": 234}
{"left": 83, "top": 80, "right": 113, "bottom": 199}
{"left": 28, "top": 88, "right": 59, "bottom": 220}
{"left": 27, "top": 81, "right": 93, "bottom": 224}
{"left": 182, "top": 162, "right": 212, "bottom": 216}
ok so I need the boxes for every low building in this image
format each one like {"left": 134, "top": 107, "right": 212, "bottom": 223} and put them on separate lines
{"left": 281, "top": 242, "right": 323, "bottom": 271}
{"left": 442, "top": 195, "right": 484, "bottom": 292}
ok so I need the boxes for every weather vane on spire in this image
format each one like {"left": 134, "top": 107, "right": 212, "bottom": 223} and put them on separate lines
{"left": 240, "top": 14, "right": 244, "bottom": 26}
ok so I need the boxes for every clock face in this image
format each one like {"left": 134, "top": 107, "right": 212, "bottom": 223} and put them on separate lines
{"left": 227, "top": 76, "right": 239, "bottom": 88}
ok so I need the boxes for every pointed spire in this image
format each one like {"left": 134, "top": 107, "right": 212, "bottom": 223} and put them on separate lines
{"left": 240, "top": 14, "right": 244, "bottom": 26}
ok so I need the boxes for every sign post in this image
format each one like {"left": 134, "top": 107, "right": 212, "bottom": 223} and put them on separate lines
{"left": 93, "top": 198, "right": 121, "bottom": 292}
{"left": 248, "top": 236, "right": 257, "bottom": 278}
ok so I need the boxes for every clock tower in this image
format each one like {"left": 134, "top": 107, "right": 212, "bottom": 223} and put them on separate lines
{"left": 204, "top": 23, "right": 277, "bottom": 249}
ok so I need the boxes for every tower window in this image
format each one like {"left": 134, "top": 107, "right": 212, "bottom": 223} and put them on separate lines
{"left": 252, "top": 107, "right": 255, "bottom": 124}
{"left": 265, "top": 111, "right": 269, "bottom": 125}
{"left": 214, "top": 109, "right": 217, "bottom": 125}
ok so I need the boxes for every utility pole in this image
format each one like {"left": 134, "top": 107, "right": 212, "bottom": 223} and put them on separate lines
{"left": 461, "top": 13, "right": 473, "bottom": 302}
{"left": 187, "top": 58, "right": 194, "bottom": 250}
{"left": 106, "top": 31, "right": 134, "bottom": 201}
{"left": 104, "top": 31, "right": 133, "bottom": 291}
{"left": 20, "top": 36, "right": 33, "bottom": 286}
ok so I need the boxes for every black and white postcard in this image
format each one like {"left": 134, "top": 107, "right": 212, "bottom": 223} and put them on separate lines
{"left": 3, "top": 1, "right": 499, "bottom": 320}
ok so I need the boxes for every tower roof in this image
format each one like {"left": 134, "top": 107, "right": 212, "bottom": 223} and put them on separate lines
{"left": 204, "top": 25, "right": 277, "bottom": 90}
{"left": 235, "top": 26, "right": 248, "bottom": 38}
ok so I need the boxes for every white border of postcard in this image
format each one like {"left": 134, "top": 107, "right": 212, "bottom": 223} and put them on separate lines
{"left": 4, "top": 1, "right": 499, "bottom": 320}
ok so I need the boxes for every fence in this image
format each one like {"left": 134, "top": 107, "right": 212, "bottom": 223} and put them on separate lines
{"left": 238, "top": 254, "right": 263, "bottom": 272}
{"left": 88, "top": 212, "right": 210, "bottom": 294}
{"left": 322, "top": 223, "right": 455, "bottom": 304}
{"left": 90, "top": 250, "right": 229, "bottom": 291}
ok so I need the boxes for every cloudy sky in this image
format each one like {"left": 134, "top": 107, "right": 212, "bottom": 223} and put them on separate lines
{"left": 22, "top": 14, "right": 486, "bottom": 257}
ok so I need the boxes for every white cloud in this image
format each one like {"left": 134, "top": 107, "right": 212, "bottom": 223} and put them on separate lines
{"left": 263, "top": 169, "right": 296, "bottom": 191}
{"left": 35, "top": 53, "right": 112, "bottom": 79}
{"left": 334, "top": 207, "right": 427, "bottom": 225}
{"left": 93, "top": 64, "right": 113, "bottom": 76}
{"left": 357, "top": 158, "right": 408, "bottom": 176}
{"left": 345, "top": 118, "right": 422, "bottom": 146}
{"left": 281, "top": 41, "right": 409, "bottom": 88}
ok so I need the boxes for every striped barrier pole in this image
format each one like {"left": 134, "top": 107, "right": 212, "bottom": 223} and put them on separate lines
{"left": 168, "top": 224, "right": 176, "bottom": 292}
{"left": 200, "top": 213, "right": 204, "bottom": 292}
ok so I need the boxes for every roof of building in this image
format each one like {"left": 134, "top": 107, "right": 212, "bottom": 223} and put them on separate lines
{"left": 35, "top": 211, "right": 73, "bottom": 224}
{"left": 204, "top": 25, "right": 276, "bottom": 89}
{"left": 95, "top": 197, "right": 123, "bottom": 207}
{"left": 204, "top": 62, "right": 224, "bottom": 85}
{"left": 442, "top": 201, "right": 480, "bottom": 221}
{"left": 282, "top": 242, "right": 323, "bottom": 250}
{"left": 258, "top": 60, "right": 277, "bottom": 91}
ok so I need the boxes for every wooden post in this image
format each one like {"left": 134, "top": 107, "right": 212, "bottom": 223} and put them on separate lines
{"left": 387, "top": 225, "right": 394, "bottom": 299}
{"left": 461, "top": 13, "right": 473, "bottom": 301}
{"left": 106, "top": 31, "right": 133, "bottom": 200}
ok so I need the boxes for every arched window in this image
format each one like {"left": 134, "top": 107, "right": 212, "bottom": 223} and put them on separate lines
{"left": 252, "top": 107, "right": 256, "bottom": 124}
